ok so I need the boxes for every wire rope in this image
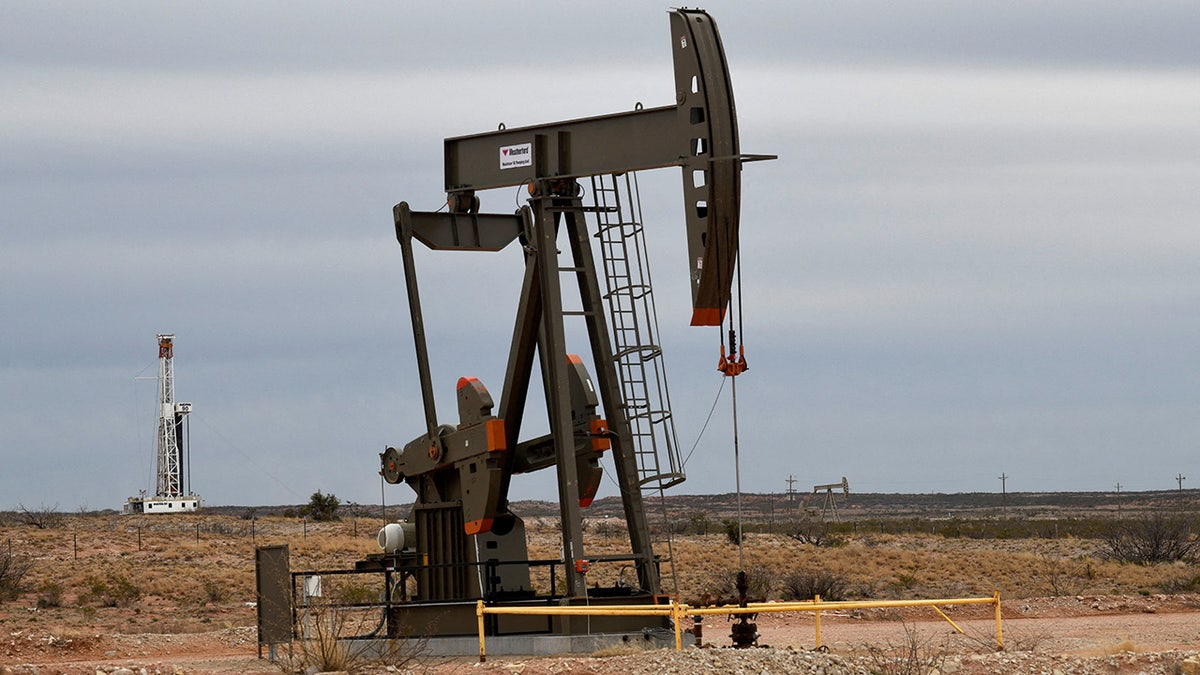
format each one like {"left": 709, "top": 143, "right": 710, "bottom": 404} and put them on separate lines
{"left": 731, "top": 372, "right": 744, "bottom": 571}
{"left": 195, "top": 416, "right": 305, "bottom": 501}
{"left": 681, "top": 375, "right": 727, "bottom": 469}
{"left": 730, "top": 244, "right": 746, "bottom": 571}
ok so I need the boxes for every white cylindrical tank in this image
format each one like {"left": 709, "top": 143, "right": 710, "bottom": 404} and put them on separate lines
{"left": 378, "top": 522, "right": 417, "bottom": 553}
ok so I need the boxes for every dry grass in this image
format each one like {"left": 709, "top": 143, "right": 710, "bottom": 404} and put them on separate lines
{"left": 0, "top": 513, "right": 387, "bottom": 638}
{"left": 0, "top": 511, "right": 1195, "bottom": 644}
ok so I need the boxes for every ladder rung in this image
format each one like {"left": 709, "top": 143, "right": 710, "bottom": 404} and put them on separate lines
{"left": 548, "top": 205, "right": 617, "bottom": 213}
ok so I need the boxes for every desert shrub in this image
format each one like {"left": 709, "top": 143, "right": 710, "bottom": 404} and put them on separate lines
{"left": 0, "top": 548, "right": 33, "bottom": 601}
{"left": 1156, "top": 573, "right": 1200, "bottom": 594}
{"left": 18, "top": 503, "right": 64, "bottom": 529}
{"left": 692, "top": 566, "right": 773, "bottom": 605}
{"left": 337, "top": 582, "right": 379, "bottom": 605}
{"left": 664, "top": 518, "right": 688, "bottom": 536}
{"left": 37, "top": 581, "right": 63, "bottom": 608}
{"left": 81, "top": 573, "right": 141, "bottom": 607}
{"left": 722, "top": 519, "right": 742, "bottom": 546}
{"left": 863, "top": 621, "right": 948, "bottom": 675}
{"left": 301, "top": 491, "right": 341, "bottom": 522}
{"left": 202, "top": 578, "right": 229, "bottom": 604}
{"left": 1039, "top": 554, "right": 1093, "bottom": 596}
{"left": 1102, "top": 513, "right": 1199, "bottom": 565}
{"left": 281, "top": 602, "right": 426, "bottom": 673}
{"left": 789, "top": 516, "right": 844, "bottom": 547}
{"left": 781, "top": 568, "right": 848, "bottom": 601}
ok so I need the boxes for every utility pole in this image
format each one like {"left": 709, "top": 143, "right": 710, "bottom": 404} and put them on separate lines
{"left": 1115, "top": 482, "right": 1122, "bottom": 520}
{"left": 785, "top": 475, "right": 798, "bottom": 503}
{"left": 998, "top": 473, "right": 1008, "bottom": 519}
{"left": 1177, "top": 473, "right": 1186, "bottom": 493}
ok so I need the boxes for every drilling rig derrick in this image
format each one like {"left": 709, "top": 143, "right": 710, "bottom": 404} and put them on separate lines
{"left": 124, "top": 334, "right": 201, "bottom": 515}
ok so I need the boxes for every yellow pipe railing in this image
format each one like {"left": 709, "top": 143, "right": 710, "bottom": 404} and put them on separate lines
{"left": 475, "top": 592, "right": 1002, "bottom": 661}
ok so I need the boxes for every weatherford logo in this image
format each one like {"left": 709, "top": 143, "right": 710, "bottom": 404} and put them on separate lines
{"left": 499, "top": 142, "right": 533, "bottom": 170}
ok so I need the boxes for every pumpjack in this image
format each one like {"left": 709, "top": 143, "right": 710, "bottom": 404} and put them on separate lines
{"left": 371, "top": 8, "right": 772, "bottom": 640}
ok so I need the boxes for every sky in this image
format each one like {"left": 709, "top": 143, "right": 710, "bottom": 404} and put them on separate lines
{"left": 2, "top": 1, "right": 1198, "bottom": 511}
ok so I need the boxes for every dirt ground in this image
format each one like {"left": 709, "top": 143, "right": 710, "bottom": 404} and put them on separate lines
{"left": 4, "top": 514, "right": 1200, "bottom": 673}
{"left": 4, "top": 595, "right": 1200, "bottom": 674}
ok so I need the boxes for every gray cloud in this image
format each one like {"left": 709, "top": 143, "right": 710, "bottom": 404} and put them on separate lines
{"left": 2, "top": 3, "right": 1197, "bottom": 509}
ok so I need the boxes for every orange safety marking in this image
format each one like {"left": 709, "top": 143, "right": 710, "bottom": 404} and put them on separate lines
{"left": 690, "top": 306, "right": 725, "bottom": 326}
{"left": 485, "top": 418, "right": 507, "bottom": 451}
{"left": 589, "top": 419, "right": 610, "bottom": 451}
{"left": 464, "top": 518, "right": 493, "bottom": 535}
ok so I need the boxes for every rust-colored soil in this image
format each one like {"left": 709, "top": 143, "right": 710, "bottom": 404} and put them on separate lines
{"left": 2, "top": 514, "right": 1198, "bottom": 674}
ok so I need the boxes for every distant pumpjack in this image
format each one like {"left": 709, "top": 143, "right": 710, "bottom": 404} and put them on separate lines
{"left": 812, "top": 477, "right": 850, "bottom": 522}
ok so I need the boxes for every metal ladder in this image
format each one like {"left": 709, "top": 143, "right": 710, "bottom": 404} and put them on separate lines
{"left": 590, "top": 173, "right": 686, "bottom": 490}
{"left": 590, "top": 173, "right": 685, "bottom": 597}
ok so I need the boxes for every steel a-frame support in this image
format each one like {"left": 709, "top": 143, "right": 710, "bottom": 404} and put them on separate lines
{"left": 528, "top": 194, "right": 588, "bottom": 597}
{"left": 392, "top": 194, "right": 659, "bottom": 598}
{"left": 517, "top": 191, "right": 659, "bottom": 596}
{"left": 559, "top": 201, "right": 659, "bottom": 595}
